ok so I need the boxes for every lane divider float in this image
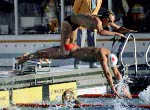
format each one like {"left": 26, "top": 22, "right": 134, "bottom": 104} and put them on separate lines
{"left": 13, "top": 103, "right": 150, "bottom": 109}
{"left": 77, "top": 94, "right": 139, "bottom": 98}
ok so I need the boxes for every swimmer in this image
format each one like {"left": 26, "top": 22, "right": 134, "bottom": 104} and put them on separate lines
{"left": 62, "top": 90, "right": 80, "bottom": 107}
{"left": 16, "top": 10, "right": 135, "bottom": 98}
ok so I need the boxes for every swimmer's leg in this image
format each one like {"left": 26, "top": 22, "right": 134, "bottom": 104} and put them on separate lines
{"left": 17, "top": 52, "right": 39, "bottom": 64}
{"left": 17, "top": 47, "right": 67, "bottom": 64}
{"left": 37, "top": 46, "right": 61, "bottom": 63}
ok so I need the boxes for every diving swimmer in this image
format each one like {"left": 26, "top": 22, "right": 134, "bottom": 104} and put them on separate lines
{"left": 16, "top": 10, "right": 136, "bottom": 98}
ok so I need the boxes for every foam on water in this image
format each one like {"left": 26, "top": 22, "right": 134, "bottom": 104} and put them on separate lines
{"left": 138, "top": 85, "right": 150, "bottom": 102}
{"left": 115, "top": 75, "right": 131, "bottom": 97}
{"left": 112, "top": 76, "right": 132, "bottom": 110}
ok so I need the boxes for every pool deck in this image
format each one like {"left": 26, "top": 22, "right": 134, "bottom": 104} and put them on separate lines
{"left": 0, "top": 65, "right": 108, "bottom": 93}
{"left": 0, "top": 64, "right": 149, "bottom": 94}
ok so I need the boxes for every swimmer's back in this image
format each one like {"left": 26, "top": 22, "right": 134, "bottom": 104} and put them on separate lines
{"left": 71, "top": 14, "right": 97, "bottom": 30}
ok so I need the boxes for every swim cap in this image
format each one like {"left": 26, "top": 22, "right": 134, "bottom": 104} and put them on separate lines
{"left": 108, "top": 54, "right": 118, "bottom": 67}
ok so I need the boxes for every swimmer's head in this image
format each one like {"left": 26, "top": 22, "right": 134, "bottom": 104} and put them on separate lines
{"left": 108, "top": 53, "right": 118, "bottom": 67}
{"left": 102, "top": 10, "right": 115, "bottom": 19}
{"left": 62, "top": 90, "right": 81, "bottom": 108}
{"left": 62, "top": 90, "right": 75, "bottom": 103}
{"left": 101, "top": 10, "right": 115, "bottom": 27}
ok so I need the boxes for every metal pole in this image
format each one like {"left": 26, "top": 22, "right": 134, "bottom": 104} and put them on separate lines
{"left": 14, "top": 0, "right": 18, "bottom": 35}
{"left": 108, "top": 0, "right": 113, "bottom": 31}
{"left": 132, "top": 34, "right": 138, "bottom": 75}
{"left": 145, "top": 44, "right": 150, "bottom": 66}
{"left": 60, "top": 0, "right": 64, "bottom": 26}
{"left": 119, "top": 33, "right": 138, "bottom": 76}
{"left": 108, "top": 0, "right": 112, "bottom": 10}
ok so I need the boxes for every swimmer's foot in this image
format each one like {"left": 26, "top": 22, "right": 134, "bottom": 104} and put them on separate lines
{"left": 15, "top": 52, "right": 29, "bottom": 59}
{"left": 15, "top": 56, "right": 21, "bottom": 59}
{"left": 17, "top": 53, "right": 30, "bottom": 64}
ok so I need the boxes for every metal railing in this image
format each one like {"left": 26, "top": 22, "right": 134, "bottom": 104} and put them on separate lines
{"left": 119, "top": 33, "right": 138, "bottom": 75}
{"left": 145, "top": 44, "right": 150, "bottom": 66}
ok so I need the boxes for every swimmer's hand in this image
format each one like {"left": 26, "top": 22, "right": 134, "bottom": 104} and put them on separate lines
{"left": 129, "top": 30, "right": 138, "bottom": 33}
{"left": 123, "top": 86, "right": 132, "bottom": 99}
{"left": 112, "top": 87, "right": 122, "bottom": 99}
{"left": 115, "top": 32, "right": 127, "bottom": 39}
{"left": 113, "top": 87, "right": 132, "bottom": 99}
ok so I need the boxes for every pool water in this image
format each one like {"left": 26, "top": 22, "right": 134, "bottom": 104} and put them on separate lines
{"left": 9, "top": 96, "right": 150, "bottom": 110}
{"left": 4, "top": 77, "right": 150, "bottom": 110}
{"left": 13, "top": 106, "right": 149, "bottom": 110}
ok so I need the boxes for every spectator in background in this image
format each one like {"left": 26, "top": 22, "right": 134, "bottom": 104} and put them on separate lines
{"left": 65, "top": 0, "right": 75, "bottom": 17}
{"left": 111, "top": 0, "right": 137, "bottom": 64}
{"left": 73, "top": 0, "right": 103, "bottom": 69}
{"left": 43, "top": 0, "right": 59, "bottom": 33}
{"left": 112, "top": 0, "right": 130, "bottom": 61}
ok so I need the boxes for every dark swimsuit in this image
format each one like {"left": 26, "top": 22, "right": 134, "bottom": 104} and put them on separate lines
{"left": 64, "top": 16, "right": 98, "bottom": 62}
{"left": 64, "top": 16, "right": 79, "bottom": 31}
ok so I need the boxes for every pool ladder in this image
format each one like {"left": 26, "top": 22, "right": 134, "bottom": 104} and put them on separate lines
{"left": 119, "top": 33, "right": 150, "bottom": 76}
{"left": 119, "top": 33, "right": 138, "bottom": 76}
{"left": 145, "top": 44, "right": 150, "bottom": 67}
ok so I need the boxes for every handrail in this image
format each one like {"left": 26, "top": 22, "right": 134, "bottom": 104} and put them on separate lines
{"left": 119, "top": 33, "right": 138, "bottom": 75}
{"left": 145, "top": 44, "right": 150, "bottom": 66}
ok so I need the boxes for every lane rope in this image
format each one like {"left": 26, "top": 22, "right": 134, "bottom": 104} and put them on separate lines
{"left": 13, "top": 103, "right": 150, "bottom": 109}
{"left": 3, "top": 94, "right": 149, "bottom": 109}
{"left": 77, "top": 94, "right": 139, "bottom": 98}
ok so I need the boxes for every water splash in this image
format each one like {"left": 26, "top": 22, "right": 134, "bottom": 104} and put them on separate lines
{"left": 115, "top": 75, "right": 132, "bottom": 97}
{"left": 113, "top": 76, "right": 132, "bottom": 110}
{"left": 113, "top": 101, "right": 127, "bottom": 110}
{"left": 138, "top": 85, "right": 150, "bottom": 102}
{"left": 64, "top": 100, "right": 75, "bottom": 108}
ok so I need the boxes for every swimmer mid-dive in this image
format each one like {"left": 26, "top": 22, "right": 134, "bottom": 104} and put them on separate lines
{"left": 16, "top": 10, "right": 136, "bottom": 98}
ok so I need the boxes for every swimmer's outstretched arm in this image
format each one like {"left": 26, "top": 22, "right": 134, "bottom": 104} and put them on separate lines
{"left": 110, "top": 22, "right": 138, "bottom": 33}
{"left": 101, "top": 65, "right": 121, "bottom": 98}
{"left": 99, "top": 30, "right": 127, "bottom": 38}
{"left": 95, "top": 20, "right": 127, "bottom": 38}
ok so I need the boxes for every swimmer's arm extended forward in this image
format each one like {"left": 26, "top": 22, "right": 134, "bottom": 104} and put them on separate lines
{"left": 99, "top": 30, "right": 127, "bottom": 38}
{"left": 96, "top": 21, "right": 127, "bottom": 38}
{"left": 105, "top": 74, "right": 121, "bottom": 98}
{"left": 110, "top": 22, "right": 138, "bottom": 33}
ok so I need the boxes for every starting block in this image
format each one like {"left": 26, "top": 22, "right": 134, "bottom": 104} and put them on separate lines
{"left": 13, "top": 58, "right": 51, "bottom": 74}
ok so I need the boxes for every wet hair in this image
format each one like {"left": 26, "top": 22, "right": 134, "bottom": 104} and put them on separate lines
{"left": 62, "top": 90, "right": 81, "bottom": 104}
{"left": 62, "top": 90, "right": 75, "bottom": 103}
{"left": 102, "top": 10, "right": 115, "bottom": 19}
